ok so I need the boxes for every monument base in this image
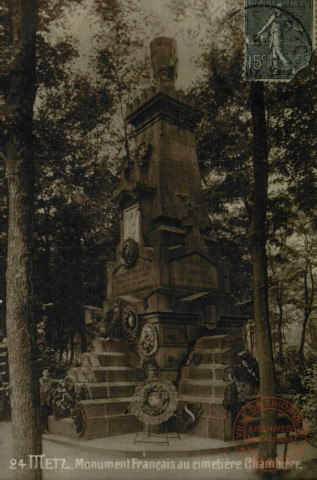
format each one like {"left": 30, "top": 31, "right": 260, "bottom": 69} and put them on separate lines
{"left": 48, "top": 334, "right": 243, "bottom": 442}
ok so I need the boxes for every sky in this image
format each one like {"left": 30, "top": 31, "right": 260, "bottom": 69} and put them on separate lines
{"left": 55, "top": 0, "right": 231, "bottom": 90}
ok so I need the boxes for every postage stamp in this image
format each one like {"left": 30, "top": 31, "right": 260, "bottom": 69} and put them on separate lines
{"left": 244, "top": 0, "right": 313, "bottom": 81}
{"left": 232, "top": 397, "right": 308, "bottom": 471}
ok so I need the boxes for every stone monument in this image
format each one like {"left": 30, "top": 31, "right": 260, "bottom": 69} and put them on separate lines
{"left": 48, "top": 37, "right": 253, "bottom": 442}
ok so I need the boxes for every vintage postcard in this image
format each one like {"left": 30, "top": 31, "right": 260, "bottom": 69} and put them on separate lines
{"left": 0, "top": 0, "right": 316, "bottom": 479}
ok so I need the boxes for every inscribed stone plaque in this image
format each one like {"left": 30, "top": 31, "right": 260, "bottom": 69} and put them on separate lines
{"left": 123, "top": 205, "right": 140, "bottom": 242}
{"left": 245, "top": 0, "right": 313, "bottom": 81}
{"left": 170, "top": 253, "right": 218, "bottom": 290}
{"left": 160, "top": 326, "right": 187, "bottom": 345}
{"left": 113, "top": 262, "right": 153, "bottom": 295}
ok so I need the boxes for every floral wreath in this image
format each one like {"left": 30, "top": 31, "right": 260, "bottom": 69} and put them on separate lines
{"left": 130, "top": 380, "right": 177, "bottom": 425}
{"left": 122, "top": 306, "right": 139, "bottom": 343}
{"left": 52, "top": 376, "right": 89, "bottom": 422}
{"left": 138, "top": 324, "right": 158, "bottom": 357}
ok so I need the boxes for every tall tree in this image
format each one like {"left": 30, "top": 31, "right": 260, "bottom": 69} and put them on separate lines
{"left": 33, "top": 66, "right": 117, "bottom": 358}
{"left": 248, "top": 82, "right": 276, "bottom": 461}
{"left": 1, "top": 0, "right": 42, "bottom": 478}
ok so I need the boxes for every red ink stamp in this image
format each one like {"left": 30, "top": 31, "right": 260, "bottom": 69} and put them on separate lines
{"left": 232, "top": 397, "right": 308, "bottom": 471}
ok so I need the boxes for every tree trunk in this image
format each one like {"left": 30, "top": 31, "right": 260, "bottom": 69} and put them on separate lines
{"left": 3, "top": 1, "right": 42, "bottom": 479}
{"left": 299, "top": 310, "right": 310, "bottom": 363}
{"left": 298, "top": 265, "right": 310, "bottom": 365}
{"left": 276, "top": 298, "right": 284, "bottom": 366}
{"left": 69, "top": 333, "right": 74, "bottom": 366}
{"left": 248, "top": 82, "right": 277, "bottom": 462}
{"left": 299, "top": 267, "right": 313, "bottom": 363}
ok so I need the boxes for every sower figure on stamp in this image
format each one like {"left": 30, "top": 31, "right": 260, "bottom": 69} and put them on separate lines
{"left": 254, "top": 3, "right": 303, "bottom": 76}
{"left": 39, "top": 367, "right": 53, "bottom": 433}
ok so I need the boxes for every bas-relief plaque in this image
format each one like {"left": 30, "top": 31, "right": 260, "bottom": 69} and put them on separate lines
{"left": 123, "top": 204, "right": 140, "bottom": 242}
{"left": 170, "top": 253, "right": 218, "bottom": 290}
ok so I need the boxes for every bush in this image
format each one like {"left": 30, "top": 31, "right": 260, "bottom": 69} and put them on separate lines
{"left": 277, "top": 345, "right": 317, "bottom": 395}
{"left": 295, "top": 361, "right": 317, "bottom": 439}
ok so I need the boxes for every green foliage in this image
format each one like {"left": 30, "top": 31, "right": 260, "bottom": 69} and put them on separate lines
{"left": 29, "top": 0, "right": 161, "bottom": 359}
{"left": 52, "top": 375, "right": 89, "bottom": 420}
{"left": 266, "top": 54, "right": 317, "bottom": 219}
{"left": 36, "top": 319, "right": 69, "bottom": 378}
{"left": 190, "top": 8, "right": 253, "bottom": 301}
{"left": 277, "top": 345, "right": 317, "bottom": 394}
{"left": 189, "top": 6, "right": 317, "bottom": 345}
{"left": 93, "top": 0, "right": 153, "bottom": 161}
{"left": 232, "top": 348, "right": 260, "bottom": 389}
{"left": 37, "top": 36, "right": 78, "bottom": 89}
{"left": 32, "top": 35, "right": 119, "bottom": 355}
{"left": 296, "top": 361, "right": 317, "bottom": 437}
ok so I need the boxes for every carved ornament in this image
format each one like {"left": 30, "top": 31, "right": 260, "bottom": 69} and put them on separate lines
{"left": 121, "top": 238, "right": 138, "bottom": 268}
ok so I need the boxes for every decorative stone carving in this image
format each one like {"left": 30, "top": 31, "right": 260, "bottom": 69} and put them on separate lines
{"left": 121, "top": 156, "right": 134, "bottom": 182}
{"left": 122, "top": 306, "right": 139, "bottom": 343}
{"left": 150, "top": 37, "right": 178, "bottom": 85}
{"left": 138, "top": 325, "right": 158, "bottom": 357}
{"left": 121, "top": 238, "right": 138, "bottom": 268}
{"left": 189, "top": 351, "right": 202, "bottom": 366}
{"left": 130, "top": 379, "right": 177, "bottom": 425}
{"left": 134, "top": 142, "right": 152, "bottom": 168}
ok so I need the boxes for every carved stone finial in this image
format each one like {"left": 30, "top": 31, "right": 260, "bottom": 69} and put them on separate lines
{"left": 150, "top": 37, "right": 178, "bottom": 86}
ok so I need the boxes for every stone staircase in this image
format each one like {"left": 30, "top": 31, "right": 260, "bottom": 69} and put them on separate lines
{"left": 178, "top": 335, "right": 235, "bottom": 441}
{"left": 48, "top": 338, "right": 142, "bottom": 440}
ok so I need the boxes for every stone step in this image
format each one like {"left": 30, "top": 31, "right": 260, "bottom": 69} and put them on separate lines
{"left": 80, "top": 397, "right": 135, "bottom": 417}
{"left": 96, "top": 352, "right": 130, "bottom": 367}
{"left": 81, "top": 351, "right": 128, "bottom": 368}
{"left": 194, "top": 348, "right": 233, "bottom": 365}
{"left": 67, "top": 367, "right": 92, "bottom": 383}
{"left": 92, "top": 367, "right": 136, "bottom": 383}
{"left": 84, "top": 414, "right": 141, "bottom": 440}
{"left": 0, "top": 351, "right": 7, "bottom": 358}
{"left": 178, "top": 379, "right": 229, "bottom": 398}
{"left": 48, "top": 413, "right": 141, "bottom": 440}
{"left": 68, "top": 366, "right": 137, "bottom": 383}
{"left": 182, "top": 364, "right": 232, "bottom": 382}
{"left": 190, "top": 415, "right": 230, "bottom": 440}
{"left": 85, "top": 381, "right": 138, "bottom": 399}
{"left": 92, "top": 337, "right": 135, "bottom": 354}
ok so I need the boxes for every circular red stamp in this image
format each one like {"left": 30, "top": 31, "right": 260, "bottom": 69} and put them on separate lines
{"left": 232, "top": 397, "right": 308, "bottom": 471}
